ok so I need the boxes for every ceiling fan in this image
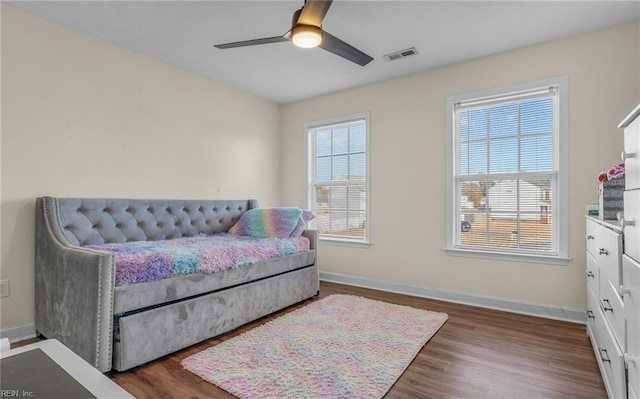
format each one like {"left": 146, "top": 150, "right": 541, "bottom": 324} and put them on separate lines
{"left": 214, "top": 0, "right": 374, "bottom": 66}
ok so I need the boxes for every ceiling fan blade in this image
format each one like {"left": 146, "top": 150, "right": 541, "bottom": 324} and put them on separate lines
{"left": 297, "top": 0, "right": 333, "bottom": 27}
{"left": 215, "top": 32, "right": 291, "bottom": 49}
{"left": 319, "top": 30, "right": 373, "bottom": 66}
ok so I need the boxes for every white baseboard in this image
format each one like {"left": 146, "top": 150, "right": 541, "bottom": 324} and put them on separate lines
{"left": 0, "top": 322, "right": 36, "bottom": 343}
{"left": 320, "top": 271, "right": 586, "bottom": 324}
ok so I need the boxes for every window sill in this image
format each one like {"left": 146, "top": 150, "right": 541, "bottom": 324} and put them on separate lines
{"left": 444, "top": 247, "right": 570, "bottom": 265}
{"left": 319, "top": 237, "right": 372, "bottom": 248}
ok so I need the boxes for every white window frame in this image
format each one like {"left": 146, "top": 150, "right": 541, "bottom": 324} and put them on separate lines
{"left": 305, "top": 112, "right": 371, "bottom": 246}
{"left": 445, "top": 77, "right": 569, "bottom": 265}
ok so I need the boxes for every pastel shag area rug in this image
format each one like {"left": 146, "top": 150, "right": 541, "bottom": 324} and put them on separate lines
{"left": 181, "top": 294, "right": 448, "bottom": 399}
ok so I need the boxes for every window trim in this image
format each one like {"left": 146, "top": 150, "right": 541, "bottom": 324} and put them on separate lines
{"left": 304, "top": 112, "right": 371, "bottom": 246}
{"left": 445, "top": 77, "right": 569, "bottom": 264}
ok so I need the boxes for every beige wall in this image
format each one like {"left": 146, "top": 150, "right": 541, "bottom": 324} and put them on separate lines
{"left": 281, "top": 22, "right": 640, "bottom": 310}
{"left": 0, "top": 6, "right": 281, "bottom": 329}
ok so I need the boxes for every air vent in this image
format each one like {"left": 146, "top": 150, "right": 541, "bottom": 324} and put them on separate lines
{"left": 383, "top": 47, "right": 418, "bottom": 62}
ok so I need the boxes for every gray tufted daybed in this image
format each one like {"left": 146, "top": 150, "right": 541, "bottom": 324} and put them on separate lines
{"left": 35, "top": 197, "right": 319, "bottom": 372}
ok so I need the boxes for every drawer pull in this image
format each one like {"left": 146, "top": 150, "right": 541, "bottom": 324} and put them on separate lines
{"left": 586, "top": 309, "right": 595, "bottom": 319}
{"left": 625, "top": 353, "right": 637, "bottom": 368}
{"left": 586, "top": 235, "right": 594, "bottom": 240}
{"left": 601, "top": 298, "right": 613, "bottom": 312}
{"left": 619, "top": 285, "right": 632, "bottom": 297}
{"left": 586, "top": 270, "right": 595, "bottom": 278}
{"left": 598, "top": 248, "right": 609, "bottom": 256}
{"left": 621, "top": 151, "right": 636, "bottom": 161}
{"left": 599, "top": 348, "right": 612, "bottom": 363}
{"left": 621, "top": 218, "right": 635, "bottom": 229}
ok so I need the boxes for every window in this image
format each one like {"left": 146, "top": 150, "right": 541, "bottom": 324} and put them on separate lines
{"left": 306, "top": 112, "right": 370, "bottom": 244}
{"left": 446, "top": 77, "right": 568, "bottom": 263}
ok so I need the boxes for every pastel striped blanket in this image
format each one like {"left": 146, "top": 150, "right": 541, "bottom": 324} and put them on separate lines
{"left": 86, "top": 234, "right": 310, "bottom": 286}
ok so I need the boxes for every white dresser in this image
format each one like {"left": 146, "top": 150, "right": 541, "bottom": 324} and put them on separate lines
{"left": 586, "top": 215, "right": 626, "bottom": 399}
{"left": 587, "top": 104, "right": 640, "bottom": 399}
{"left": 621, "top": 104, "right": 640, "bottom": 399}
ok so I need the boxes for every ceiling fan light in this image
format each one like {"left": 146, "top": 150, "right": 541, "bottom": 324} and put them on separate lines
{"left": 292, "top": 25, "right": 322, "bottom": 48}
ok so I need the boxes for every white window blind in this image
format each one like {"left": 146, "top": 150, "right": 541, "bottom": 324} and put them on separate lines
{"left": 306, "top": 113, "right": 369, "bottom": 243}
{"left": 452, "top": 85, "right": 562, "bottom": 257}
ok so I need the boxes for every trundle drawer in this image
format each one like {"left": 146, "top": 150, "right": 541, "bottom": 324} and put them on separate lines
{"left": 113, "top": 266, "right": 318, "bottom": 371}
{"left": 624, "top": 255, "right": 640, "bottom": 399}
{"left": 599, "top": 275, "right": 625, "bottom": 350}
{"left": 625, "top": 189, "right": 640, "bottom": 263}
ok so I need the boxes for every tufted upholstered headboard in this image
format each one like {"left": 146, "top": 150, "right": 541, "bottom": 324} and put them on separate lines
{"left": 38, "top": 197, "right": 259, "bottom": 247}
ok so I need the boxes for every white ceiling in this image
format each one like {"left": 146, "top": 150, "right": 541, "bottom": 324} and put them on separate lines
{"left": 9, "top": 1, "right": 640, "bottom": 104}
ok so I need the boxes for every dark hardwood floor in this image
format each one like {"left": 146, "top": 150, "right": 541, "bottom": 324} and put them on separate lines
{"left": 18, "top": 281, "right": 607, "bottom": 398}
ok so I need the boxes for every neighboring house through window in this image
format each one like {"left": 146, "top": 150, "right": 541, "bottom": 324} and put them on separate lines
{"left": 446, "top": 77, "right": 568, "bottom": 264}
{"left": 305, "top": 112, "right": 370, "bottom": 244}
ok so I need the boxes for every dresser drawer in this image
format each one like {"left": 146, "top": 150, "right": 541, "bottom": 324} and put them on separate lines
{"left": 589, "top": 221, "right": 623, "bottom": 289}
{"left": 588, "top": 284, "right": 626, "bottom": 399}
{"left": 587, "top": 251, "right": 599, "bottom": 296}
{"left": 599, "top": 275, "right": 625, "bottom": 350}
{"left": 624, "top": 115, "right": 640, "bottom": 190}
{"left": 595, "top": 308, "right": 627, "bottom": 399}
{"left": 625, "top": 189, "right": 640, "bottom": 263}
{"left": 586, "top": 218, "right": 600, "bottom": 258}
{"left": 586, "top": 219, "right": 622, "bottom": 270}
{"left": 587, "top": 284, "right": 601, "bottom": 335}
{"left": 624, "top": 254, "right": 640, "bottom": 399}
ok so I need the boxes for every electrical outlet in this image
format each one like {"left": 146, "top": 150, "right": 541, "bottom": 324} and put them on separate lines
{"left": 0, "top": 280, "right": 9, "bottom": 298}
